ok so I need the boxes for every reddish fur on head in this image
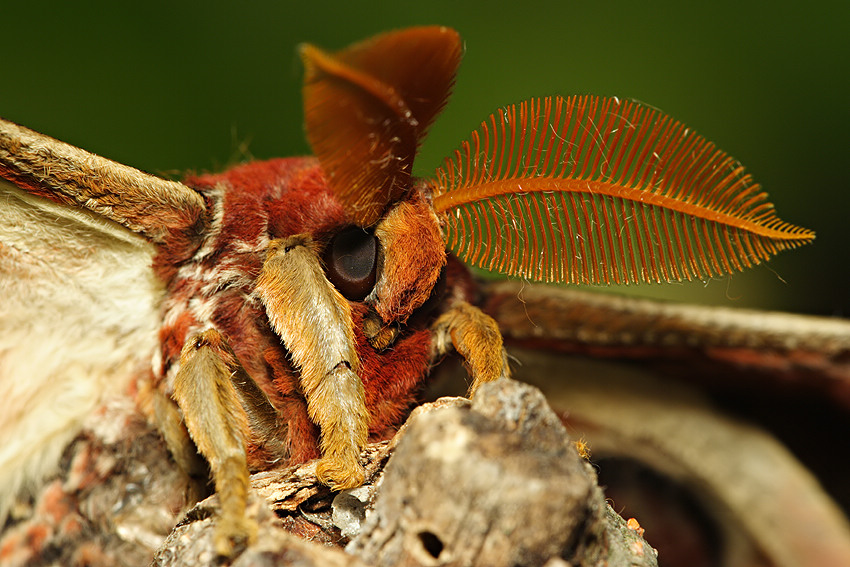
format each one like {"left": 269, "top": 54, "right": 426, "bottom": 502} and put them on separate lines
{"left": 372, "top": 192, "right": 446, "bottom": 324}
{"left": 156, "top": 157, "right": 453, "bottom": 471}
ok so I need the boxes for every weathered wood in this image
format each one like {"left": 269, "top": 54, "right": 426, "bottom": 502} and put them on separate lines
{"left": 151, "top": 381, "right": 657, "bottom": 566}
{"left": 152, "top": 499, "right": 369, "bottom": 567}
{"left": 0, "top": 398, "right": 192, "bottom": 567}
{"left": 348, "top": 379, "right": 657, "bottom": 567}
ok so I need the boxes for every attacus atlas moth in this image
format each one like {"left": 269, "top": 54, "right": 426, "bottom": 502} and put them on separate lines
{"left": 3, "top": 26, "right": 848, "bottom": 566}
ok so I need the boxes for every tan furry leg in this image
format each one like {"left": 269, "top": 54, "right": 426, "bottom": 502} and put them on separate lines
{"left": 172, "top": 330, "right": 257, "bottom": 557}
{"left": 152, "top": 389, "right": 208, "bottom": 502}
{"left": 256, "top": 236, "right": 369, "bottom": 490}
{"left": 432, "top": 301, "right": 511, "bottom": 395}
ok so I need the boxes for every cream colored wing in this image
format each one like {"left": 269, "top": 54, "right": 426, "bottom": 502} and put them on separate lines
{"left": 0, "top": 117, "right": 208, "bottom": 521}
{"left": 0, "top": 116, "right": 208, "bottom": 523}
{"left": 0, "top": 178, "right": 164, "bottom": 522}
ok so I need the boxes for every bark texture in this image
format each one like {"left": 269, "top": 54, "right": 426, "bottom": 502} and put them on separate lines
{"left": 149, "top": 379, "right": 656, "bottom": 567}
{"left": 348, "top": 379, "right": 656, "bottom": 566}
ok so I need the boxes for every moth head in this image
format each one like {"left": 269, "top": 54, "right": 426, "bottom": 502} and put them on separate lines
{"left": 302, "top": 27, "right": 815, "bottom": 347}
{"left": 318, "top": 194, "right": 446, "bottom": 350}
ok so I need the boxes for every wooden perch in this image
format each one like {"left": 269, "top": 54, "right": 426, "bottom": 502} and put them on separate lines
{"left": 151, "top": 380, "right": 656, "bottom": 566}
{"left": 347, "top": 380, "right": 657, "bottom": 566}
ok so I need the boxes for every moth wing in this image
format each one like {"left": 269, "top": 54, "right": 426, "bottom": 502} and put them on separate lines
{"left": 482, "top": 280, "right": 850, "bottom": 566}
{"left": 0, "top": 119, "right": 204, "bottom": 520}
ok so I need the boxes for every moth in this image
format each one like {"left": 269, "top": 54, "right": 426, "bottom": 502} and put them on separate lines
{"left": 0, "top": 26, "right": 815, "bottom": 555}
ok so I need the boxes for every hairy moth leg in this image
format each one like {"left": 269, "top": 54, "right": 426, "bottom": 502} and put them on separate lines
{"left": 152, "top": 388, "right": 208, "bottom": 481}
{"left": 256, "top": 235, "right": 369, "bottom": 490}
{"left": 172, "top": 330, "right": 259, "bottom": 556}
{"left": 432, "top": 301, "right": 511, "bottom": 395}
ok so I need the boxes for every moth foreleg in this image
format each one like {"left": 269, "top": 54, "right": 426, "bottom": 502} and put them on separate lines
{"left": 172, "top": 330, "right": 257, "bottom": 557}
{"left": 256, "top": 235, "right": 369, "bottom": 490}
{"left": 432, "top": 301, "right": 511, "bottom": 395}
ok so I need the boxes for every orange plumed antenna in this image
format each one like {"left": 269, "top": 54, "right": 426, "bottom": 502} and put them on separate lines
{"left": 431, "top": 96, "right": 815, "bottom": 286}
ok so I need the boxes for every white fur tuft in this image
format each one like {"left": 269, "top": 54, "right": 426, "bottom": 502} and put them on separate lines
{"left": 0, "top": 180, "right": 163, "bottom": 522}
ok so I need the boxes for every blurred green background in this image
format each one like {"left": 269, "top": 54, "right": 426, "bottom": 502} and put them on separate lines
{"left": 4, "top": 1, "right": 848, "bottom": 316}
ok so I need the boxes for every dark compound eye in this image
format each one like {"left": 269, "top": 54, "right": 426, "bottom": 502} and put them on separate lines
{"left": 323, "top": 226, "right": 378, "bottom": 301}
